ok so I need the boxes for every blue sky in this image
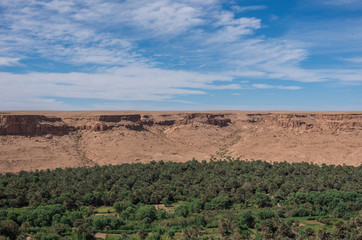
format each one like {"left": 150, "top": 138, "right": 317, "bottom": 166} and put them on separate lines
{"left": 0, "top": 0, "right": 361, "bottom": 110}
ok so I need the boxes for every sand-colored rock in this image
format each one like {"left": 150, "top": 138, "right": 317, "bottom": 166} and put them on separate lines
{"left": 0, "top": 111, "right": 361, "bottom": 173}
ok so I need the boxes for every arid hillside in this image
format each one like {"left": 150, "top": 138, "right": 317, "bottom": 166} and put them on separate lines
{"left": 0, "top": 111, "right": 361, "bottom": 173}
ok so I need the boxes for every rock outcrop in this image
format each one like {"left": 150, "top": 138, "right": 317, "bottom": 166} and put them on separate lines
{"left": 0, "top": 113, "right": 233, "bottom": 136}
{"left": 178, "top": 113, "right": 231, "bottom": 127}
{"left": 0, "top": 115, "right": 74, "bottom": 136}
{"left": 257, "top": 113, "right": 362, "bottom": 132}
{"left": 97, "top": 114, "right": 141, "bottom": 122}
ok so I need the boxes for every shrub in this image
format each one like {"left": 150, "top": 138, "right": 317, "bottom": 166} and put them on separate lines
{"left": 135, "top": 206, "right": 157, "bottom": 222}
{"left": 210, "top": 197, "right": 232, "bottom": 210}
{"left": 257, "top": 209, "right": 275, "bottom": 221}
{"left": 239, "top": 210, "right": 255, "bottom": 228}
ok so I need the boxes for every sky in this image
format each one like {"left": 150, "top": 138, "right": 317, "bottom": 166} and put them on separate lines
{"left": 0, "top": 0, "right": 361, "bottom": 111}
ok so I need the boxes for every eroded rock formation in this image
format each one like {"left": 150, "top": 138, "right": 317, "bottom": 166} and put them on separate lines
{"left": 0, "top": 111, "right": 361, "bottom": 173}
{"left": 0, "top": 113, "right": 233, "bottom": 136}
{"left": 0, "top": 115, "right": 74, "bottom": 136}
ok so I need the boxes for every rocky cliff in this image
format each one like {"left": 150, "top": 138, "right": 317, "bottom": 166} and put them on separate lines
{"left": 0, "top": 111, "right": 361, "bottom": 173}
{"left": 254, "top": 113, "right": 362, "bottom": 132}
{"left": 0, "top": 115, "right": 74, "bottom": 136}
{"left": 0, "top": 113, "right": 233, "bottom": 136}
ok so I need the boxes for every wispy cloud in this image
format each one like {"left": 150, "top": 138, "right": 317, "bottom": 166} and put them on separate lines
{"left": 0, "top": 1, "right": 137, "bottom": 66}
{"left": 0, "top": 57, "right": 20, "bottom": 66}
{"left": 0, "top": 65, "right": 237, "bottom": 104}
{"left": 318, "top": 69, "right": 362, "bottom": 82}
{"left": 342, "top": 57, "right": 362, "bottom": 63}
{"left": 252, "top": 84, "right": 302, "bottom": 90}
{"left": 127, "top": 1, "right": 204, "bottom": 36}
{"left": 285, "top": 18, "right": 362, "bottom": 53}
{"left": 232, "top": 5, "right": 267, "bottom": 12}
{"left": 207, "top": 14, "right": 261, "bottom": 43}
{"left": 318, "top": 0, "right": 362, "bottom": 7}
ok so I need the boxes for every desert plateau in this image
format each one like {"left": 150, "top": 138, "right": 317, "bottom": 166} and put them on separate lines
{"left": 1, "top": 111, "right": 361, "bottom": 173}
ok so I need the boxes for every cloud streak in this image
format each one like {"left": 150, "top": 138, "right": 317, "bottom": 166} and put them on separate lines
{"left": 0, "top": 57, "right": 20, "bottom": 66}
{"left": 252, "top": 84, "right": 302, "bottom": 90}
{"left": 0, "top": 65, "right": 237, "bottom": 104}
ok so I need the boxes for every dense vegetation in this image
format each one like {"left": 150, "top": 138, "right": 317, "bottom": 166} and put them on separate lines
{"left": 0, "top": 159, "right": 361, "bottom": 240}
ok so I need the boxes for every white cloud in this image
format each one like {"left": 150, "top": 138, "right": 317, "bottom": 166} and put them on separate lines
{"left": 319, "top": 0, "right": 362, "bottom": 6}
{"left": 318, "top": 69, "right": 362, "bottom": 82}
{"left": 0, "top": 65, "right": 237, "bottom": 104}
{"left": 0, "top": 98, "right": 73, "bottom": 111}
{"left": 208, "top": 17, "right": 261, "bottom": 43}
{"left": 232, "top": 5, "right": 267, "bottom": 12}
{"left": 0, "top": 1, "right": 137, "bottom": 66}
{"left": 0, "top": 57, "right": 20, "bottom": 66}
{"left": 285, "top": 18, "right": 362, "bottom": 53}
{"left": 252, "top": 84, "right": 302, "bottom": 90}
{"left": 222, "top": 39, "right": 326, "bottom": 82}
{"left": 128, "top": 1, "right": 204, "bottom": 36}
{"left": 342, "top": 57, "right": 362, "bottom": 63}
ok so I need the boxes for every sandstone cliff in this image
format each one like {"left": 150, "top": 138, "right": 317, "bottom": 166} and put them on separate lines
{"left": 0, "top": 111, "right": 361, "bottom": 173}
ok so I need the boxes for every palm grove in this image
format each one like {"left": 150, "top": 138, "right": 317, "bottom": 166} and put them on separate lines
{"left": 0, "top": 159, "right": 361, "bottom": 239}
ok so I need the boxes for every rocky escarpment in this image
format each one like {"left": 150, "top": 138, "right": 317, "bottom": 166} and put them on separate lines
{"left": 178, "top": 113, "right": 231, "bottom": 127}
{"left": 253, "top": 113, "right": 362, "bottom": 132}
{"left": 0, "top": 113, "right": 233, "bottom": 136}
{"left": 1, "top": 112, "right": 361, "bottom": 136}
{"left": 0, "top": 115, "right": 74, "bottom": 136}
{"left": 1, "top": 111, "right": 361, "bottom": 173}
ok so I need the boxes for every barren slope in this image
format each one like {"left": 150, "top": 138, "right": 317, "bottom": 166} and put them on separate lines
{"left": 0, "top": 111, "right": 361, "bottom": 173}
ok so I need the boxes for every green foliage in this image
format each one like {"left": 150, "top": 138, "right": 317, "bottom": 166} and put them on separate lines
{"left": 50, "top": 223, "right": 68, "bottom": 235}
{"left": 120, "top": 206, "right": 135, "bottom": 221}
{"left": 0, "top": 220, "right": 19, "bottom": 240}
{"left": 183, "top": 226, "right": 201, "bottom": 240}
{"left": 114, "top": 202, "right": 132, "bottom": 214}
{"left": 91, "top": 216, "right": 122, "bottom": 231}
{"left": 174, "top": 203, "right": 190, "bottom": 217}
{"left": 17, "top": 204, "right": 66, "bottom": 227}
{"left": 253, "top": 192, "right": 272, "bottom": 208}
{"left": 137, "top": 228, "right": 148, "bottom": 240}
{"left": 0, "top": 159, "right": 361, "bottom": 240}
{"left": 194, "top": 214, "right": 206, "bottom": 227}
{"left": 155, "top": 209, "right": 167, "bottom": 220}
{"left": 145, "top": 232, "right": 160, "bottom": 240}
{"left": 333, "top": 202, "right": 350, "bottom": 218}
{"left": 239, "top": 210, "right": 255, "bottom": 228}
{"left": 35, "top": 233, "right": 60, "bottom": 240}
{"left": 218, "top": 218, "right": 233, "bottom": 237}
{"left": 256, "top": 209, "right": 275, "bottom": 221}
{"left": 162, "top": 197, "right": 170, "bottom": 206}
{"left": 189, "top": 198, "right": 204, "bottom": 213}
{"left": 210, "top": 196, "right": 232, "bottom": 210}
{"left": 73, "top": 220, "right": 94, "bottom": 240}
{"left": 135, "top": 206, "right": 157, "bottom": 222}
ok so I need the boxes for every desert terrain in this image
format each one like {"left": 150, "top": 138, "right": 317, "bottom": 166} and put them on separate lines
{"left": 0, "top": 111, "right": 361, "bottom": 173}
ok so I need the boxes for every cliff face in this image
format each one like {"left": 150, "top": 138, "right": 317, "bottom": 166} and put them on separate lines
{"left": 255, "top": 113, "right": 362, "bottom": 132}
{"left": 0, "top": 113, "right": 233, "bottom": 136}
{"left": 0, "top": 115, "right": 74, "bottom": 136}
{"left": 0, "top": 111, "right": 361, "bottom": 173}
